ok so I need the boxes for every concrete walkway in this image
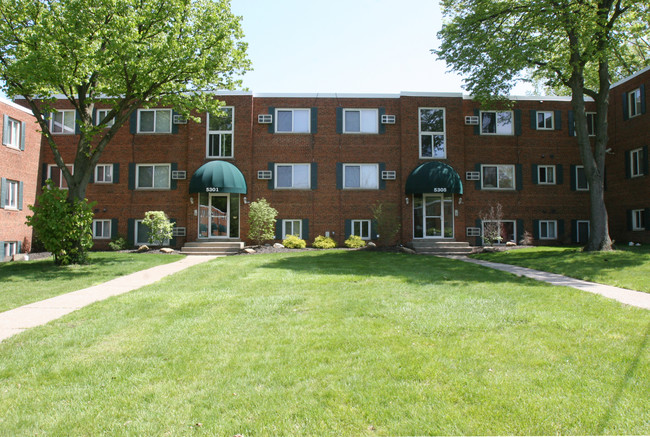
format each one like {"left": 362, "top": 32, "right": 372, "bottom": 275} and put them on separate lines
{"left": 455, "top": 256, "right": 650, "bottom": 310}
{"left": 0, "top": 255, "right": 217, "bottom": 342}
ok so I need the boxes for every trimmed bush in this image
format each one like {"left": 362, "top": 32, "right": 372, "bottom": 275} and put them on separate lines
{"left": 345, "top": 235, "right": 366, "bottom": 248}
{"left": 248, "top": 198, "right": 278, "bottom": 245}
{"left": 312, "top": 235, "right": 337, "bottom": 249}
{"left": 283, "top": 234, "right": 307, "bottom": 249}
{"left": 108, "top": 236, "right": 127, "bottom": 251}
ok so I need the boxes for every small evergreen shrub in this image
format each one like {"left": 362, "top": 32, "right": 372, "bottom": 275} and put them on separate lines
{"left": 108, "top": 236, "right": 127, "bottom": 251}
{"left": 142, "top": 211, "right": 173, "bottom": 246}
{"left": 283, "top": 234, "right": 307, "bottom": 249}
{"left": 248, "top": 198, "right": 278, "bottom": 245}
{"left": 345, "top": 235, "right": 366, "bottom": 248}
{"left": 312, "top": 235, "right": 336, "bottom": 249}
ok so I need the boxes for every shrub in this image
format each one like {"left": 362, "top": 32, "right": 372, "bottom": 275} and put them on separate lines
{"left": 142, "top": 211, "right": 173, "bottom": 246}
{"left": 345, "top": 235, "right": 366, "bottom": 248}
{"left": 108, "top": 236, "right": 127, "bottom": 251}
{"left": 248, "top": 198, "right": 278, "bottom": 245}
{"left": 283, "top": 234, "right": 306, "bottom": 249}
{"left": 312, "top": 235, "right": 337, "bottom": 249}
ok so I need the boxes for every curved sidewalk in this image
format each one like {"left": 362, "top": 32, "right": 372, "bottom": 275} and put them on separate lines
{"left": 457, "top": 257, "right": 650, "bottom": 310}
{"left": 0, "top": 255, "right": 217, "bottom": 343}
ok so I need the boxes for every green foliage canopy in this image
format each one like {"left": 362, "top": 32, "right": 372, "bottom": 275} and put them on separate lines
{"left": 142, "top": 211, "right": 173, "bottom": 247}
{"left": 247, "top": 198, "right": 278, "bottom": 246}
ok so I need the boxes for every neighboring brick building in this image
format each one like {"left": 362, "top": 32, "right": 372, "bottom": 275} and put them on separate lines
{"left": 0, "top": 98, "right": 40, "bottom": 259}
{"left": 27, "top": 67, "right": 650, "bottom": 251}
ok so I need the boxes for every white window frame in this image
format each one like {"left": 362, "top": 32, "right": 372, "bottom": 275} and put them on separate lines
{"left": 480, "top": 110, "right": 513, "bottom": 135}
{"left": 282, "top": 219, "right": 302, "bottom": 239}
{"left": 539, "top": 220, "right": 558, "bottom": 240}
{"left": 575, "top": 165, "right": 589, "bottom": 191}
{"left": 137, "top": 109, "right": 172, "bottom": 133}
{"left": 576, "top": 220, "right": 590, "bottom": 243}
{"left": 343, "top": 109, "right": 378, "bottom": 134}
{"left": 275, "top": 108, "right": 310, "bottom": 134}
{"left": 95, "top": 109, "right": 115, "bottom": 128}
{"left": 419, "top": 107, "right": 446, "bottom": 159}
{"left": 3, "top": 241, "right": 18, "bottom": 258}
{"left": 343, "top": 164, "right": 379, "bottom": 190}
{"left": 135, "top": 164, "right": 171, "bottom": 190}
{"left": 50, "top": 110, "right": 75, "bottom": 134}
{"left": 93, "top": 219, "right": 112, "bottom": 239}
{"left": 47, "top": 164, "right": 74, "bottom": 189}
{"left": 4, "top": 117, "right": 21, "bottom": 149}
{"left": 206, "top": 107, "right": 234, "bottom": 158}
{"left": 4, "top": 179, "right": 19, "bottom": 209}
{"left": 480, "top": 164, "right": 515, "bottom": 190}
{"left": 632, "top": 209, "right": 645, "bottom": 231}
{"left": 135, "top": 219, "right": 170, "bottom": 246}
{"left": 538, "top": 165, "right": 556, "bottom": 185}
{"left": 537, "top": 111, "right": 554, "bottom": 130}
{"left": 352, "top": 219, "right": 371, "bottom": 240}
{"left": 629, "top": 88, "right": 642, "bottom": 118}
{"left": 95, "top": 164, "right": 113, "bottom": 184}
{"left": 630, "top": 148, "right": 643, "bottom": 177}
{"left": 274, "top": 164, "right": 311, "bottom": 189}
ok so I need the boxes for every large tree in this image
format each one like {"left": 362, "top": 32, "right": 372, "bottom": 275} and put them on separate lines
{"left": 436, "top": 0, "right": 649, "bottom": 251}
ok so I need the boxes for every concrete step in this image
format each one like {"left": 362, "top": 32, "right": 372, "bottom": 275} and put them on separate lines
{"left": 181, "top": 240, "right": 244, "bottom": 256}
{"left": 407, "top": 240, "right": 473, "bottom": 256}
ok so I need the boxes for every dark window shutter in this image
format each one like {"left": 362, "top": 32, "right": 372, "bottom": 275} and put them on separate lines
{"left": 111, "top": 219, "right": 119, "bottom": 239}
{"left": 623, "top": 92, "right": 629, "bottom": 120}
{"left": 645, "top": 208, "right": 650, "bottom": 229}
{"left": 169, "top": 218, "right": 177, "bottom": 247}
{"left": 568, "top": 110, "right": 575, "bottom": 136}
{"left": 268, "top": 162, "right": 274, "bottom": 190}
{"left": 268, "top": 107, "right": 275, "bottom": 134}
{"left": 170, "top": 111, "right": 178, "bottom": 134}
{"left": 570, "top": 165, "right": 577, "bottom": 191}
{"left": 473, "top": 108, "right": 480, "bottom": 135}
{"left": 17, "top": 241, "right": 21, "bottom": 254}
{"left": 311, "top": 163, "right": 317, "bottom": 190}
{"left": 558, "top": 220, "right": 565, "bottom": 239}
{"left": 643, "top": 146, "right": 649, "bottom": 176}
{"left": 625, "top": 150, "right": 631, "bottom": 179}
{"left": 75, "top": 110, "right": 81, "bottom": 135}
{"left": 556, "top": 164, "right": 564, "bottom": 185}
{"left": 129, "top": 110, "right": 138, "bottom": 134}
{"left": 515, "top": 164, "right": 523, "bottom": 190}
{"left": 41, "top": 163, "right": 48, "bottom": 187}
{"left": 371, "top": 220, "right": 379, "bottom": 240}
{"left": 170, "top": 163, "right": 178, "bottom": 190}
{"left": 641, "top": 84, "right": 646, "bottom": 115}
{"left": 516, "top": 219, "right": 524, "bottom": 244}
{"left": 275, "top": 219, "right": 282, "bottom": 240}
{"left": 533, "top": 220, "right": 540, "bottom": 240}
{"left": 311, "top": 108, "right": 318, "bottom": 134}
{"left": 529, "top": 110, "right": 537, "bottom": 130}
{"left": 554, "top": 110, "right": 562, "bottom": 130}
{"left": 128, "top": 163, "right": 136, "bottom": 190}
{"left": 476, "top": 219, "right": 483, "bottom": 246}
{"left": 90, "top": 167, "right": 95, "bottom": 183}
{"left": 127, "top": 218, "right": 135, "bottom": 247}
{"left": 113, "top": 163, "right": 120, "bottom": 184}
{"left": 379, "top": 162, "right": 386, "bottom": 190}
{"left": 571, "top": 220, "right": 578, "bottom": 243}
{"left": 302, "top": 219, "right": 309, "bottom": 240}
{"left": 336, "top": 163, "right": 343, "bottom": 190}
{"left": 514, "top": 109, "right": 522, "bottom": 136}
{"left": 378, "top": 108, "right": 386, "bottom": 134}
{"left": 532, "top": 164, "right": 539, "bottom": 184}
{"left": 92, "top": 109, "right": 98, "bottom": 126}
{"left": 345, "top": 219, "right": 352, "bottom": 238}
{"left": 0, "top": 177, "right": 5, "bottom": 208}
{"left": 18, "top": 181, "right": 23, "bottom": 211}
{"left": 20, "top": 121, "right": 26, "bottom": 151}
{"left": 627, "top": 210, "right": 633, "bottom": 231}
{"left": 336, "top": 108, "right": 343, "bottom": 134}
{"left": 475, "top": 163, "right": 482, "bottom": 190}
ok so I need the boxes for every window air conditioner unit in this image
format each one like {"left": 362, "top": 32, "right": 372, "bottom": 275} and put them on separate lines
{"left": 172, "top": 227, "right": 187, "bottom": 237}
{"left": 257, "top": 170, "right": 272, "bottom": 180}
{"left": 381, "top": 170, "right": 396, "bottom": 180}
{"left": 465, "top": 171, "right": 480, "bottom": 181}
{"left": 171, "top": 170, "right": 187, "bottom": 180}
{"left": 466, "top": 227, "right": 481, "bottom": 237}
{"left": 173, "top": 114, "right": 188, "bottom": 124}
{"left": 381, "top": 114, "right": 396, "bottom": 124}
{"left": 258, "top": 114, "right": 273, "bottom": 124}
{"left": 465, "top": 115, "right": 479, "bottom": 125}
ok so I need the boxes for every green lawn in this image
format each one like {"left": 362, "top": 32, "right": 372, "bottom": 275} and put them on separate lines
{"left": 1, "top": 251, "right": 648, "bottom": 435}
{"left": 0, "top": 252, "right": 184, "bottom": 312}
{"left": 472, "top": 246, "right": 650, "bottom": 293}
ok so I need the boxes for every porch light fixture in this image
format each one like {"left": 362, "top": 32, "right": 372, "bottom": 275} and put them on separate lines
{"left": 405, "top": 197, "right": 409, "bottom": 205}
{"left": 243, "top": 196, "right": 249, "bottom": 204}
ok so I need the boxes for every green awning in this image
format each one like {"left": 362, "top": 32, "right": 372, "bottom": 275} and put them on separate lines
{"left": 189, "top": 160, "right": 247, "bottom": 194}
{"left": 405, "top": 162, "right": 463, "bottom": 194}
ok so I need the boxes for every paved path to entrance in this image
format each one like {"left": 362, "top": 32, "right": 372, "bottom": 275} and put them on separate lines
{"left": 0, "top": 255, "right": 217, "bottom": 343}
{"left": 452, "top": 256, "right": 650, "bottom": 310}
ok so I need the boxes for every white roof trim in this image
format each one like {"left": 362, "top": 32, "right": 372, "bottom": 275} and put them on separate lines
{"left": 0, "top": 97, "right": 34, "bottom": 115}
{"left": 253, "top": 92, "right": 401, "bottom": 99}
{"left": 400, "top": 92, "right": 464, "bottom": 98}
{"left": 610, "top": 65, "right": 650, "bottom": 89}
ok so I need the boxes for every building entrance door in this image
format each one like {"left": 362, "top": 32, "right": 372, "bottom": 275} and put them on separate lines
{"left": 413, "top": 193, "right": 454, "bottom": 238}
{"left": 198, "top": 193, "right": 230, "bottom": 238}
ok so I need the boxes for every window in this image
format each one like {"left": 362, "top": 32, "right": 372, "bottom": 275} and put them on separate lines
{"left": 2, "top": 179, "right": 19, "bottom": 209}
{"left": 419, "top": 108, "right": 446, "bottom": 158}
{"left": 630, "top": 148, "right": 644, "bottom": 177}
{"left": 481, "top": 165, "right": 515, "bottom": 190}
{"left": 137, "top": 109, "right": 172, "bottom": 133}
{"left": 136, "top": 164, "right": 170, "bottom": 189}
{"left": 539, "top": 220, "right": 557, "bottom": 239}
{"left": 631, "top": 209, "right": 645, "bottom": 231}
{"left": 282, "top": 220, "right": 302, "bottom": 239}
{"left": 351, "top": 220, "right": 371, "bottom": 240}
{"left": 207, "top": 107, "right": 234, "bottom": 158}
{"left": 538, "top": 165, "right": 555, "bottom": 184}
{"left": 3, "top": 242, "right": 17, "bottom": 258}
{"left": 343, "top": 164, "right": 379, "bottom": 189}
{"left": 135, "top": 220, "right": 170, "bottom": 245}
{"left": 481, "top": 220, "right": 516, "bottom": 245}
{"left": 629, "top": 88, "right": 642, "bottom": 118}
{"left": 574, "top": 220, "right": 590, "bottom": 244}
{"left": 537, "top": 111, "right": 554, "bottom": 130}
{"left": 95, "top": 164, "right": 113, "bottom": 183}
{"left": 93, "top": 219, "right": 112, "bottom": 239}
{"left": 275, "top": 164, "right": 310, "bottom": 189}
{"left": 47, "top": 164, "right": 74, "bottom": 189}
{"left": 276, "top": 109, "right": 310, "bottom": 133}
{"left": 344, "top": 109, "right": 378, "bottom": 133}
{"left": 51, "top": 110, "right": 75, "bottom": 134}
{"left": 3, "top": 116, "right": 21, "bottom": 149}
{"left": 95, "top": 109, "right": 114, "bottom": 127}
{"left": 575, "top": 165, "right": 589, "bottom": 191}
{"left": 480, "top": 111, "right": 513, "bottom": 135}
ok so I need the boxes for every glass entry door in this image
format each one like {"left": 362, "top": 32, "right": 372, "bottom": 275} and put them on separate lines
{"left": 413, "top": 193, "right": 454, "bottom": 238}
{"left": 198, "top": 193, "right": 229, "bottom": 238}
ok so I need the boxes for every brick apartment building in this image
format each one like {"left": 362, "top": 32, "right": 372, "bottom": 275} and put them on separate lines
{"left": 3, "top": 67, "right": 649, "bottom": 257}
